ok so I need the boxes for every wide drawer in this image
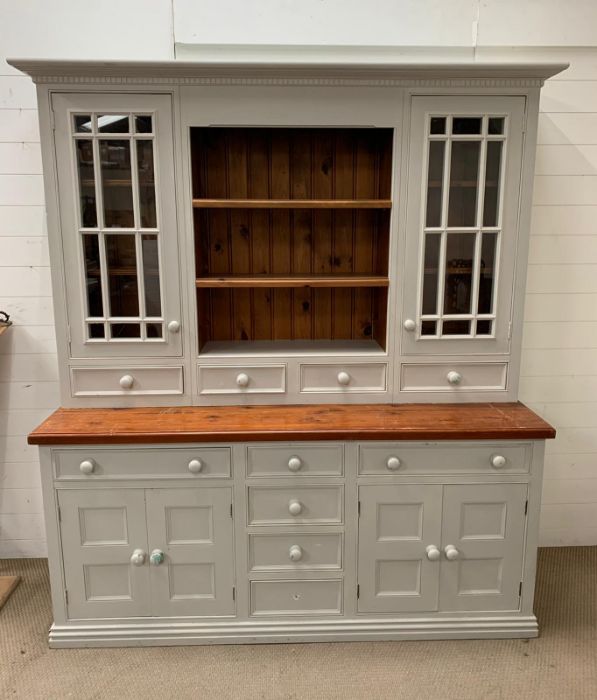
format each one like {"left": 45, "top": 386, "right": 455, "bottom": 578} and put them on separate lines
{"left": 198, "top": 364, "right": 286, "bottom": 395}
{"left": 300, "top": 363, "right": 387, "bottom": 393}
{"left": 70, "top": 366, "right": 183, "bottom": 397}
{"left": 250, "top": 579, "right": 343, "bottom": 616}
{"left": 248, "top": 532, "right": 343, "bottom": 571}
{"left": 54, "top": 447, "right": 231, "bottom": 479}
{"left": 400, "top": 362, "right": 507, "bottom": 392}
{"left": 247, "top": 486, "right": 343, "bottom": 525}
{"left": 358, "top": 443, "right": 530, "bottom": 475}
{"left": 246, "top": 444, "right": 344, "bottom": 477}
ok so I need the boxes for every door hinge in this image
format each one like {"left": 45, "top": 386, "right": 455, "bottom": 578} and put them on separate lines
{"left": 357, "top": 584, "right": 360, "bottom": 599}
{"left": 66, "top": 325, "right": 72, "bottom": 348}
{"left": 524, "top": 500, "right": 529, "bottom": 516}
{"left": 230, "top": 503, "right": 233, "bottom": 518}
{"left": 519, "top": 581, "right": 523, "bottom": 597}
{"left": 64, "top": 589, "right": 68, "bottom": 605}
{"left": 358, "top": 501, "right": 361, "bottom": 517}
{"left": 232, "top": 586, "right": 236, "bottom": 601}
{"left": 508, "top": 321, "right": 512, "bottom": 340}
{"left": 50, "top": 109, "right": 56, "bottom": 132}
{"left": 57, "top": 506, "right": 62, "bottom": 523}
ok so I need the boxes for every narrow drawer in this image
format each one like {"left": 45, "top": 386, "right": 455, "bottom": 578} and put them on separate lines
{"left": 358, "top": 443, "right": 529, "bottom": 475}
{"left": 400, "top": 362, "right": 507, "bottom": 392}
{"left": 248, "top": 533, "right": 343, "bottom": 572}
{"left": 70, "top": 366, "right": 183, "bottom": 397}
{"left": 54, "top": 447, "right": 231, "bottom": 480}
{"left": 250, "top": 579, "right": 343, "bottom": 616}
{"left": 247, "top": 486, "right": 343, "bottom": 525}
{"left": 198, "top": 364, "right": 286, "bottom": 395}
{"left": 300, "top": 363, "right": 387, "bottom": 393}
{"left": 246, "top": 444, "right": 344, "bottom": 477}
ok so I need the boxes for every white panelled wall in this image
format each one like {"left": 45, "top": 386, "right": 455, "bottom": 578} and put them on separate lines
{"left": 1, "top": 0, "right": 596, "bottom": 555}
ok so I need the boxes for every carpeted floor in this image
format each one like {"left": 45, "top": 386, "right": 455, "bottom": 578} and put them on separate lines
{"left": 0, "top": 548, "right": 596, "bottom": 699}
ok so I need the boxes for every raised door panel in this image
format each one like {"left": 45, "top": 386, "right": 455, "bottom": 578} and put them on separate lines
{"left": 58, "top": 489, "right": 150, "bottom": 619}
{"left": 357, "top": 484, "right": 442, "bottom": 613}
{"left": 145, "top": 488, "right": 235, "bottom": 617}
{"left": 439, "top": 484, "right": 527, "bottom": 612}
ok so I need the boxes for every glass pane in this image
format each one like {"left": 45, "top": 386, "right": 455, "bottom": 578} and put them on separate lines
{"left": 444, "top": 232, "right": 476, "bottom": 315}
{"left": 137, "top": 140, "right": 157, "bottom": 228}
{"left": 422, "top": 233, "right": 441, "bottom": 315}
{"left": 135, "top": 115, "right": 153, "bottom": 133}
{"left": 421, "top": 321, "right": 437, "bottom": 336}
{"left": 141, "top": 234, "right": 162, "bottom": 316}
{"left": 82, "top": 234, "right": 103, "bottom": 317}
{"left": 430, "top": 117, "right": 446, "bottom": 135}
{"left": 488, "top": 117, "right": 505, "bottom": 135}
{"left": 443, "top": 320, "right": 471, "bottom": 335}
{"left": 110, "top": 323, "right": 141, "bottom": 338}
{"left": 98, "top": 115, "right": 129, "bottom": 133}
{"left": 483, "top": 141, "right": 503, "bottom": 227}
{"left": 88, "top": 323, "right": 105, "bottom": 339}
{"left": 452, "top": 117, "right": 482, "bottom": 135}
{"left": 476, "top": 320, "right": 493, "bottom": 335}
{"left": 105, "top": 234, "right": 139, "bottom": 316}
{"left": 448, "top": 141, "right": 480, "bottom": 227}
{"left": 478, "top": 232, "right": 498, "bottom": 314}
{"left": 100, "top": 140, "right": 134, "bottom": 228}
{"left": 74, "top": 115, "right": 92, "bottom": 133}
{"left": 426, "top": 141, "right": 445, "bottom": 227}
{"left": 76, "top": 140, "right": 97, "bottom": 227}
{"left": 146, "top": 322, "right": 163, "bottom": 338}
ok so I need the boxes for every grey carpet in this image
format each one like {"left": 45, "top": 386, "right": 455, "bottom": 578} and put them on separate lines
{"left": 0, "top": 548, "right": 596, "bottom": 699}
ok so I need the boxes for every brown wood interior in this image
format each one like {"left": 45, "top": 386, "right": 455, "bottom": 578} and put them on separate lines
{"left": 191, "top": 127, "right": 393, "bottom": 350}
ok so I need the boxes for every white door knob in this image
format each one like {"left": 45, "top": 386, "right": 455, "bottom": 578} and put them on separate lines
{"left": 236, "top": 372, "right": 250, "bottom": 388}
{"left": 444, "top": 545, "right": 460, "bottom": 561}
{"left": 130, "top": 549, "right": 146, "bottom": 566}
{"left": 426, "top": 545, "right": 441, "bottom": 562}
{"left": 289, "top": 545, "right": 303, "bottom": 562}
{"left": 446, "top": 371, "right": 462, "bottom": 385}
{"left": 79, "top": 459, "right": 95, "bottom": 475}
{"left": 490, "top": 454, "right": 507, "bottom": 469}
{"left": 337, "top": 371, "right": 351, "bottom": 386}
{"left": 287, "top": 456, "right": 302, "bottom": 472}
{"left": 119, "top": 374, "right": 134, "bottom": 390}
{"left": 188, "top": 458, "right": 203, "bottom": 474}
{"left": 386, "top": 456, "right": 401, "bottom": 471}
{"left": 167, "top": 320, "right": 181, "bottom": 333}
{"left": 288, "top": 499, "right": 303, "bottom": 516}
{"left": 403, "top": 319, "right": 416, "bottom": 332}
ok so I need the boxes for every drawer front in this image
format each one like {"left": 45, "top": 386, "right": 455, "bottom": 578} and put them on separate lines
{"left": 198, "top": 365, "right": 286, "bottom": 395}
{"left": 247, "top": 486, "right": 343, "bottom": 525}
{"left": 358, "top": 444, "right": 529, "bottom": 475}
{"left": 400, "top": 363, "right": 507, "bottom": 392}
{"left": 248, "top": 533, "right": 343, "bottom": 572}
{"left": 300, "top": 363, "right": 387, "bottom": 393}
{"left": 247, "top": 444, "right": 344, "bottom": 477}
{"left": 54, "top": 447, "right": 231, "bottom": 480}
{"left": 70, "top": 366, "right": 183, "bottom": 397}
{"left": 250, "top": 579, "right": 343, "bottom": 616}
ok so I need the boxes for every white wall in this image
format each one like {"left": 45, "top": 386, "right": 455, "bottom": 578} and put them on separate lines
{"left": 1, "top": 0, "right": 596, "bottom": 555}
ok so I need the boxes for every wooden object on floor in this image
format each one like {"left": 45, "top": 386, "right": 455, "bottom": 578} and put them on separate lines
{"left": 0, "top": 576, "right": 20, "bottom": 611}
{"left": 195, "top": 275, "right": 389, "bottom": 288}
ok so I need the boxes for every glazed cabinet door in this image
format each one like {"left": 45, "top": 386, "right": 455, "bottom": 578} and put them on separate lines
{"left": 58, "top": 489, "right": 151, "bottom": 619}
{"left": 145, "top": 488, "right": 235, "bottom": 617}
{"left": 357, "top": 484, "right": 443, "bottom": 613}
{"left": 52, "top": 93, "right": 182, "bottom": 359}
{"left": 439, "top": 484, "right": 527, "bottom": 611}
{"left": 402, "top": 96, "right": 525, "bottom": 356}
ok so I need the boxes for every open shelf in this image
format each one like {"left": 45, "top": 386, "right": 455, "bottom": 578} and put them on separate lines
{"left": 193, "top": 198, "right": 392, "bottom": 209}
{"left": 195, "top": 275, "right": 389, "bottom": 289}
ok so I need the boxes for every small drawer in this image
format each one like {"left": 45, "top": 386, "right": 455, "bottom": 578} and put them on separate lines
{"left": 198, "top": 364, "right": 286, "bottom": 395}
{"left": 54, "top": 447, "right": 231, "bottom": 480}
{"left": 70, "top": 366, "right": 183, "bottom": 397}
{"left": 300, "top": 363, "right": 387, "bottom": 393}
{"left": 247, "top": 485, "right": 343, "bottom": 525}
{"left": 247, "top": 444, "right": 344, "bottom": 477}
{"left": 248, "top": 533, "right": 343, "bottom": 572}
{"left": 400, "top": 362, "right": 507, "bottom": 392}
{"left": 358, "top": 443, "right": 529, "bottom": 475}
{"left": 250, "top": 579, "right": 343, "bottom": 616}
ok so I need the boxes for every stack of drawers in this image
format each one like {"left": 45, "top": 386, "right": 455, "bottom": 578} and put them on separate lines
{"left": 245, "top": 444, "right": 345, "bottom": 617}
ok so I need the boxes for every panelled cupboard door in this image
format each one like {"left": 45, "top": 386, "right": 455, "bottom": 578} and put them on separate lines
{"left": 402, "top": 96, "right": 525, "bottom": 356}
{"left": 58, "top": 489, "right": 151, "bottom": 619}
{"left": 439, "top": 484, "right": 527, "bottom": 612}
{"left": 145, "top": 488, "right": 235, "bottom": 617}
{"left": 52, "top": 93, "right": 182, "bottom": 359}
{"left": 357, "top": 485, "right": 442, "bottom": 613}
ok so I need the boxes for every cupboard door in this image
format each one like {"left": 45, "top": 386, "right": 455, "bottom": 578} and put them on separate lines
{"left": 357, "top": 484, "right": 442, "bottom": 613}
{"left": 146, "top": 488, "right": 235, "bottom": 617}
{"left": 402, "top": 96, "right": 525, "bottom": 356}
{"left": 52, "top": 93, "right": 182, "bottom": 359}
{"left": 439, "top": 484, "right": 527, "bottom": 611}
{"left": 58, "top": 489, "right": 150, "bottom": 619}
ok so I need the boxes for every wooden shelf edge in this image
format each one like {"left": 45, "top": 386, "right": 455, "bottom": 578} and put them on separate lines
{"left": 195, "top": 276, "right": 389, "bottom": 289}
{"left": 192, "top": 199, "right": 392, "bottom": 209}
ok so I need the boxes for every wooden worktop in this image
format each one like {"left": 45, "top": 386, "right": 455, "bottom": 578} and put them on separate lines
{"left": 28, "top": 403, "right": 555, "bottom": 446}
